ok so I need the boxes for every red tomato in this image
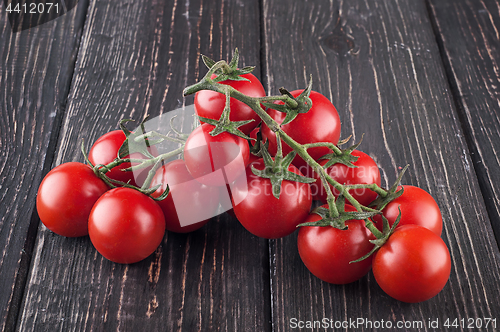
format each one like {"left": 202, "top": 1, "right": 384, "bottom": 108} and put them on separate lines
{"left": 297, "top": 204, "right": 375, "bottom": 284}
{"left": 184, "top": 123, "right": 250, "bottom": 186}
{"left": 374, "top": 185, "right": 443, "bottom": 236}
{"left": 230, "top": 158, "right": 312, "bottom": 239}
{"left": 36, "top": 162, "right": 109, "bottom": 237}
{"left": 151, "top": 159, "right": 221, "bottom": 233}
{"left": 261, "top": 90, "right": 341, "bottom": 170}
{"left": 195, "top": 73, "right": 266, "bottom": 135}
{"left": 88, "top": 187, "right": 165, "bottom": 264}
{"left": 372, "top": 225, "right": 451, "bottom": 303}
{"left": 310, "top": 150, "right": 381, "bottom": 206}
{"left": 88, "top": 130, "right": 157, "bottom": 187}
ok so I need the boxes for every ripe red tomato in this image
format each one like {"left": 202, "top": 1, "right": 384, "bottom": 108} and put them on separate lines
{"left": 184, "top": 123, "right": 250, "bottom": 187}
{"left": 372, "top": 225, "right": 451, "bottom": 303}
{"left": 374, "top": 185, "right": 442, "bottom": 236}
{"left": 230, "top": 158, "right": 312, "bottom": 239}
{"left": 88, "top": 187, "right": 165, "bottom": 264}
{"left": 195, "top": 73, "right": 266, "bottom": 135}
{"left": 297, "top": 204, "right": 375, "bottom": 284}
{"left": 261, "top": 90, "right": 341, "bottom": 170}
{"left": 310, "top": 150, "right": 381, "bottom": 206}
{"left": 36, "top": 162, "right": 109, "bottom": 237}
{"left": 88, "top": 130, "right": 157, "bottom": 187}
{"left": 151, "top": 159, "right": 221, "bottom": 233}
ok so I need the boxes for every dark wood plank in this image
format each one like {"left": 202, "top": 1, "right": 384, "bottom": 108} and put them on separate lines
{"left": 263, "top": 0, "right": 500, "bottom": 330}
{"left": 0, "top": 1, "right": 88, "bottom": 331}
{"left": 17, "top": 0, "right": 271, "bottom": 331}
{"left": 427, "top": 0, "right": 500, "bottom": 245}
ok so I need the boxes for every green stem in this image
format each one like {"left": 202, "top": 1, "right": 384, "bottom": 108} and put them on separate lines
{"left": 225, "top": 84, "right": 349, "bottom": 215}
{"left": 323, "top": 175, "right": 363, "bottom": 211}
{"left": 183, "top": 79, "right": 215, "bottom": 97}
{"left": 92, "top": 145, "right": 184, "bottom": 196}
{"left": 99, "top": 145, "right": 184, "bottom": 174}
{"left": 140, "top": 145, "right": 185, "bottom": 189}
{"left": 343, "top": 183, "right": 388, "bottom": 197}
{"left": 316, "top": 166, "right": 339, "bottom": 218}
{"left": 302, "top": 142, "right": 343, "bottom": 155}
{"left": 96, "top": 158, "right": 126, "bottom": 174}
{"left": 284, "top": 136, "right": 364, "bottom": 212}
{"left": 364, "top": 218, "right": 384, "bottom": 239}
{"left": 183, "top": 60, "right": 233, "bottom": 96}
{"left": 257, "top": 95, "right": 298, "bottom": 109}
{"left": 274, "top": 131, "right": 283, "bottom": 163}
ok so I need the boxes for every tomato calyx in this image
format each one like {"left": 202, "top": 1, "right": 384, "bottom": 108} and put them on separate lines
{"left": 369, "top": 164, "right": 409, "bottom": 211}
{"left": 192, "top": 50, "right": 262, "bottom": 139}
{"left": 197, "top": 88, "right": 254, "bottom": 140}
{"left": 351, "top": 209, "right": 402, "bottom": 263}
{"left": 261, "top": 77, "right": 313, "bottom": 126}
{"left": 248, "top": 126, "right": 269, "bottom": 158}
{"left": 201, "top": 48, "right": 255, "bottom": 83}
{"left": 298, "top": 197, "right": 380, "bottom": 230}
{"left": 318, "top": 135, "right": 363, "bottom": 168}
{"left": 251, "top": 133, "right": 315, "bottom": 199}
{"left": 118, "top": 116, "right": 159, "bottom": 160}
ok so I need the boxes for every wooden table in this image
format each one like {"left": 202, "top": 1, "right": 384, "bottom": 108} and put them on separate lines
{"left": 2, "top": 0, "right": 500, "bottom": 331}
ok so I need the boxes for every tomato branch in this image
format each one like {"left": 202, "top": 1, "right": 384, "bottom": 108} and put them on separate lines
{"left": 343, "top": 183, "right": 388, "bottom": 198}
{"left": 183, "top": 70, "right": 367, "bottom": 215}
{"left": 303, "top": 142, "right": 343, "bottom": 156}
{"left": 256, "top": 94, "right": 299, "bottom": 109}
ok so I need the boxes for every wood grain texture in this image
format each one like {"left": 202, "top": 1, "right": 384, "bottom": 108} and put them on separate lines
{"left": 262, "top": 0, "right": 500, "bottom": 330}
{"left": 17, "top": 0, "right": 271, "bottom": 331}
{"left": 427, "top": 0, "right": 500, "bottom": 245}
{"left": 0, "top": 1, "right": 87, "bottom": 331}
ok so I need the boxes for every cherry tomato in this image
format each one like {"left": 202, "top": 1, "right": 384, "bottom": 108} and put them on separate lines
{"left": 151, "top": 159, "right": 221, "bottom": 233}
{"left": 310, "top": 150, "right": 381, "bottom": 206}
{"left": 372, "top": 225, "right": 451, "bottom": 303}
{"left": 230, "top": 158, "right": 312, "bottom": 239}
{"left": 297, "top": 204, "right": 375, "bottom": 284}
{"left": 88, "top": 130, "right": 157, "bottom": 187}
{"left": 184, "top": 123, "right": 250, "bottom": 187}
{"left": 195, "top": 73, "right": 266, "bottom": 135}
{"left": 261, "top": 90, "right": 341, "bottom": 170}
{"left": 88, "top": 187, "right": 165, "bottom": 264}
{"left": 374, "top": 185, "right": 443, "bottom": 236}
{"left": 36, "top": 162, "right": 109, "bottom": 237}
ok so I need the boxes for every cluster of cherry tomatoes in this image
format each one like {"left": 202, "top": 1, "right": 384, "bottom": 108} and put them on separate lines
{"left": 36, "top": 54, "right": 451, "bottom": 304}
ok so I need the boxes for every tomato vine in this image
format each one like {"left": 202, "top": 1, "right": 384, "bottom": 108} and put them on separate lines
{"left": 183, "top": 48, "right": 396, "bottom": 230}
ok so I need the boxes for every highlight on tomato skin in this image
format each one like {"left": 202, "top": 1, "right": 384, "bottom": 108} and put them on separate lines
{"left": 36, "top": 162, "right": 109, "bottom": 238}
{"left": 372, "top": 224, "right": 451, "bottom": 303}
